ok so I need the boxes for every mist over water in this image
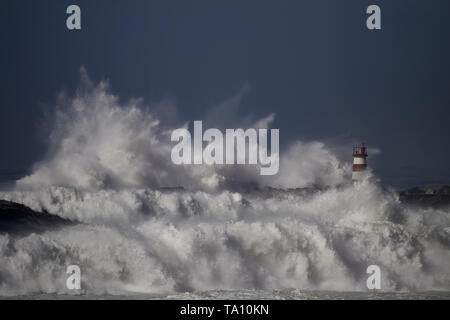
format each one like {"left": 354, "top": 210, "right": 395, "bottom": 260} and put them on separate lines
{"left": 0, "top": 70, "right": 449, "bottom": 296}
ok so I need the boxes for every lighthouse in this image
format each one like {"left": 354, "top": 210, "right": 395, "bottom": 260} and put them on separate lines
{"left": 352, "top": 143, "right": 368, "bottom": 181}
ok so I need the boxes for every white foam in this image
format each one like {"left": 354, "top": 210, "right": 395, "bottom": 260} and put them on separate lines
{"left": 0, "top": 180, "right": 449, "bottom": 295}
{"left": 0, "top": 69, "right": 448, "bottom": 295}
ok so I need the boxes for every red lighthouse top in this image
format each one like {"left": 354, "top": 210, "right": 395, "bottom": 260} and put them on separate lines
{"left": 352, "top": 143, "right": 368, "bottom": 158}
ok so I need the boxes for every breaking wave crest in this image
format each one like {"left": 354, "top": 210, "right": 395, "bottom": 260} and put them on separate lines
{"left": 1, "top": 181, "right": 449, "bottom": 295}
{"left": 0, "top": 69, "right": 448, "bottom": 296}
{"left": 16, "top": 67, "right": 349, "bottom": 191}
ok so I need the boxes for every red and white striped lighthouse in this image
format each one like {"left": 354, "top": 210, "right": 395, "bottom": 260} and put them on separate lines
{"left": 352, "top": 143, "right": 368, "bottom": 181}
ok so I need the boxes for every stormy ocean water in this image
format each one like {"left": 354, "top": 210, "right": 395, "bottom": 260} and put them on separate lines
{"left": 0, "top": 72, "right": 449, "bottom": 299}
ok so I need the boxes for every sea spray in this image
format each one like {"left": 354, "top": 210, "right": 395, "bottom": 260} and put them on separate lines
{"left": 0, "top": 180, "right": 449, "bottom": 295}
{"left": 0, "top": 69, "right": 448, "bottom": 295}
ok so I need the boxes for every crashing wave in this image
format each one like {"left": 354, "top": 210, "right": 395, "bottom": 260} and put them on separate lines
{"left": 0, "top": 69, "right": 448, "bottom": 296}
{"left": 0, "top": 180, "right": 449, "bottom": 295}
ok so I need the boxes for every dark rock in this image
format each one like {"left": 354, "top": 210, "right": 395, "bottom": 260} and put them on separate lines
{"left": 0, "top": 200, "right": 75, "bottom": 235}
{"left": 437, "top": 185, "right": 450, "bottom": 195}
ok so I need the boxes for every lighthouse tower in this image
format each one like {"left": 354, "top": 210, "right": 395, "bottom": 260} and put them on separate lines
{"left": 352, "top": 143, "right": 368, "bottom": 181}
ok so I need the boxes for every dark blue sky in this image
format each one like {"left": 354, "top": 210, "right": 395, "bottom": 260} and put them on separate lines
{"left": 1, "top": 0, "right": 449, "bottom": 187}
